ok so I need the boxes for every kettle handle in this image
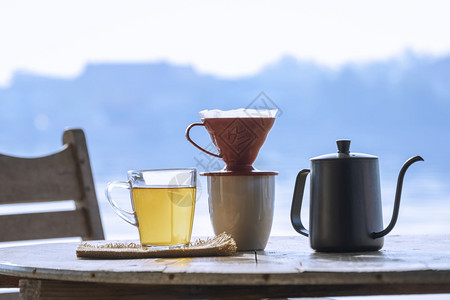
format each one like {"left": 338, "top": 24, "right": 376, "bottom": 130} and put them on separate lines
{"left": 290, "top": 169, "right": 310, "bottom": 237}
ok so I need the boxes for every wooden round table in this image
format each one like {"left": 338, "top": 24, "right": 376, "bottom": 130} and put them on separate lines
{"left": 1, "top": 235, "right": 450, "bottom": 299}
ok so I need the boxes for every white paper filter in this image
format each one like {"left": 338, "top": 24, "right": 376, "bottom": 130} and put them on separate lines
{"left": 199, "top": 108, "right": 278, "bottom": 119}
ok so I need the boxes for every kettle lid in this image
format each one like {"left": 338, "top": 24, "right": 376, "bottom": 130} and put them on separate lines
{"left": 311, "top": 139, "right": 377, "bottom": 161}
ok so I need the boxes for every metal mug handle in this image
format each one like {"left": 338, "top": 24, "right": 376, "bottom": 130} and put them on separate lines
{"left": 105, "top": 180, "right": 138, "bottom": 226}
{"left": 290, "top": 169, "right": 310, "bottom": 237}
{"left": 185, "top": 122, "right": 222, "bottom": 158}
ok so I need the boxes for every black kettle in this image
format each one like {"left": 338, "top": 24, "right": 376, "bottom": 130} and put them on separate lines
{"left": 290, "top": 140, "right": 423, "bottom": 252}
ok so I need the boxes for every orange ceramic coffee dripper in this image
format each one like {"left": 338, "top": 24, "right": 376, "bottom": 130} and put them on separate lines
{"left": 185, "top": 109, "right": 278, "bottom": 173}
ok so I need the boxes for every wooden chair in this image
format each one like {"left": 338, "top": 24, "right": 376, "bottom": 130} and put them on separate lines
{"left": 0, "top": 128, "right": 104, "bottom": 299}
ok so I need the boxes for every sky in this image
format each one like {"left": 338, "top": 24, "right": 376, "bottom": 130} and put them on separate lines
{"left": 1, "top": 0, "right": 450, "bottom": 86}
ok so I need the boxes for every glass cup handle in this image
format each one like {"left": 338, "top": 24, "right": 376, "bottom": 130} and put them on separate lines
{"left": 105, "top": 180, "right": 138, "bottom": 226}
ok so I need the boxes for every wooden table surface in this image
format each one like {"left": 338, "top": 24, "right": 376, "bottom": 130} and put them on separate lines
{"left": 1, "top": 235, "right": 449, "bottom": 299}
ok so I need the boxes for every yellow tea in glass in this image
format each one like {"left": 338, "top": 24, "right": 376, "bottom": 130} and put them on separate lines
{"left": 106, "top": 168, "right": 197, "bottom": 247}
{"left": 132, "top": 186, "right": 196, "bottom": 246}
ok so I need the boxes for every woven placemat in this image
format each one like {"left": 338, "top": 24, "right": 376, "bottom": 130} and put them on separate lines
{"left": 76, "top": 232, "right": 237, "bottom": 259}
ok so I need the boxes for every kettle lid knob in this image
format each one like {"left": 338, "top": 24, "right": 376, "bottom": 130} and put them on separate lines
{"left": 311, "top": 139, "right": 377, "bottom": 161}
{"left": 337, "top": 139, "right": 351, "bottom": 154}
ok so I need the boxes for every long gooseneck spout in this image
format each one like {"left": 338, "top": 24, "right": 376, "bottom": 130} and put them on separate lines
{"left": 371, "top": 155, "right": 424, "bottom": 239}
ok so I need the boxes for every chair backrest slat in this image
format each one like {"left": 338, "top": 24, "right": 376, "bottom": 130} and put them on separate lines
{"left": 0, "top": 210, "right": 88, "bottom": 242}
{"left": 0, "top": 146, "right": 82, "bottom": 204}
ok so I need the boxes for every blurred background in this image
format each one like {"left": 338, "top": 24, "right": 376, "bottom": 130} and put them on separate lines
{"left": 1, "top": 0, "right": 449, "bottom": 252}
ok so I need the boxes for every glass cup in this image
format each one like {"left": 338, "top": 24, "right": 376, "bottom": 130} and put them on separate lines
{"left": 106, "top": 168, "right": 197, "bottom": 248}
